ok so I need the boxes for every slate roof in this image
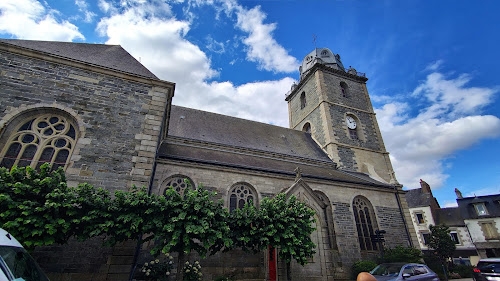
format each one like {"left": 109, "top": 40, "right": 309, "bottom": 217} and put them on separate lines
{"left": 405, "top": 188, "right": 433, "bottom": 208}
{"left": 435, "top": 207, "right": 465, "bottom": 226}
{"left": 160, "top": 105, "right": 393, "bottom": 188}
{"left": 0, "top": 39, "right": 158, "bottom": 79}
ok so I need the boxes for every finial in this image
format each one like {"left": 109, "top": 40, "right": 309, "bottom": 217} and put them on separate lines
{"left": 294, "top": 167, "right": 302, "bottom": 181}
{"left": 312, "top": 34, "right": 318, "bottom": 49}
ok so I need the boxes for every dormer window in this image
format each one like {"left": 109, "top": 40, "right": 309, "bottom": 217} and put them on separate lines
{"left": 474, "top": 203, "right": 488, "bottom": 216}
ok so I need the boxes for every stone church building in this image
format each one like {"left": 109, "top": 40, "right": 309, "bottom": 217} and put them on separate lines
{"left": 0, "top": 39, "right": 418, "bottom": 280}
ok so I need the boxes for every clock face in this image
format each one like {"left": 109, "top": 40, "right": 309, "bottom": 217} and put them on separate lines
{"left": 346, "top": 116, "right": 357, "bottom": 129}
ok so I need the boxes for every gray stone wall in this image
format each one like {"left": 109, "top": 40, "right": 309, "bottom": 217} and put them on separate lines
{"left": 376, "top": 206, "right": 410, "bottom": 248}
{"left": 331, "top": 201, "right": 360, "bottom": 278}
{"left": 337, "top": 146, "right": 357, "bottom": 171}
{"left": 0, "top": 50, "right": 170, "bottom": 192}
{"left": 295, "top": 106, "right": 327, "bottom": 146}
{"left": 329, "top": 106, "right": 381, "bottom": 151}
{"left": 289, "top": 73, "right": 320, "bottom": 128}
{"left": 323, "top": 71, "right": 370, "bottom": 112}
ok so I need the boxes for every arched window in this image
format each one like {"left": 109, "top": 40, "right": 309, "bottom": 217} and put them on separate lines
{"left": 229, "top": 182, "right": 257, "bottom": 212}
{"left": 302, "top": 122, "right": 311, "bottom": 134}
{"left": 353, "top": 196, "right": 379, "bottom": 251}
{"left": 300, "top": 91, "right": 306, "bottom": 109}
{"left": 340, "top": 81, "right": 349, "bottom": 98}
{"left": 162, "top": 175, "right": 194, "bottom": 197}
{"left": 0, "top": 113, "right": 78, "bottom": 170}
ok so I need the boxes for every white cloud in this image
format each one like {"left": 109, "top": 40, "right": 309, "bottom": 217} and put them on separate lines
{"left": 0, "top": 0, "right": 84, "bottom": 41}
{"left": 205, "top": 35, "right": 225, "bottom": 54}
{"left": 377, "top": 71, "right": 500, "bottom": 190}
{"left": 236, "top": 6, "right": 299, "bottom": 73}
{"left": 424, "top": 59, "right": 443, "bottom": 72}
{"left": 97, "top": 0, "right": 293, "bottom": 127}
{"left": 464, "top": 187, "right": 500, "bottom": 197}
{"left": 75, "top": 0, "right": 96, "bottom": 23}
{"left": 442, "top": 201, "right": 458, "bottom": 208}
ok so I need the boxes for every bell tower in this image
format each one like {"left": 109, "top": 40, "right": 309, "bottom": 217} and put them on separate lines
{"left": 286, "top": 48, "right": 397, "bottom": 184}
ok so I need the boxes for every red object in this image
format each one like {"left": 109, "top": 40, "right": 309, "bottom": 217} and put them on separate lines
{"left": 269, "top": 246, "right": 277, "bottom": 281}
{"left": 474, "top": 268, "right": 481, "bottom": 273}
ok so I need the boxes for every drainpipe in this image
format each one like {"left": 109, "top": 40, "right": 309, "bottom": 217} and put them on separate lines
{"left": 394, "top": 185, "right": 413, "bottom": 247}
{"left": 128, "top": 87, "right": 172, "bottom": 281}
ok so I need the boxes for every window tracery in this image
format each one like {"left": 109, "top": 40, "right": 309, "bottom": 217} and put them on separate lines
{"left": 162, "top": 175, "right": 193, "bottom": 197}
{"left": 353, "top": 196, "right": 378, "bottom": 251}
{"left": 0, "top": 113, "right": 78, "bottom": 170}
{"left": 229, "top": 183, "right": 256, "bottom": 212}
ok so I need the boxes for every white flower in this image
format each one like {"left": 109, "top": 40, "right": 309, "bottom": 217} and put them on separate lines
{"left": 198, "top": 272, "right": 202, "bottom": 276}
{"left": 147, "top": 269, "right": 151, "bottom": 272}
{"left": 155, "top": 259, "right": 159, "bottom": 263}
{"left": 186, "top": 269, "right": 190, "bottom": 273}
{"left": 185, "top": 261, "right": 189, "bottom": 265}
{"left": 146, "top": 272, "right": 150, "bottom": 276}
{"left": 142, "top": 269, "right": 146, "bottom": 273}
{"left": 166, "top": 272, "right": 170, "bottom": 275}
{"left": 169, "top": 261, "right": 173, "bottom": 264}
{"left": 169, "top": 256, "right": 173, "bottom": 260}
{"left": 195, "top": 261, "right": 199, "bottom": 264}
{"left": 144, "top": 262, "right": 149, "bottom": 266}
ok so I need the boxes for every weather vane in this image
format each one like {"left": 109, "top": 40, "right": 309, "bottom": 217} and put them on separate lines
{"left": 312, "top": 34, "right": 318, "bottom": 49}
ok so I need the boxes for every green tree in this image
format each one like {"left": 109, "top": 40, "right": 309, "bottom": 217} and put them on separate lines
{"left": 260, "top": 193, "right": 316, "bottom": 281}
{"left": 428, "top": 224, "right": 456, "bottom": 280}
{"left": 0, "top": 165, "right": 78, "bottom": 250}
{"left": 156, "top": 184, "right": 232, "bottom": 281}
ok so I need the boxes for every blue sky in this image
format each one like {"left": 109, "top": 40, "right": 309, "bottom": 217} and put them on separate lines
{"left": 1, "top": 0, "right": 499, "bottom": 207}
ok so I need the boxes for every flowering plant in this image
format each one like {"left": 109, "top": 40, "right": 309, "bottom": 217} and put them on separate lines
{"left": 183, "top": 261, "right": 202, "bottom": 281}
{"left": 140, "top": 253, "right": 174, "bottom": 280}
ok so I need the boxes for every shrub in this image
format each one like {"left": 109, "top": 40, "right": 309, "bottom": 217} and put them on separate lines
{"left": 352, "top": 260, "right": 378, "bottom": 279}
{"left": 183, "top": 261, "right": 202, "bottom": 281}
{"left": 381, "top": 246, "right": 423, "bottom": 263}
{"left": 139, "top": 253, "right": 174, "bottom": 281}
{"left": 451, "top": 264, "right": 473, "bottom": 278}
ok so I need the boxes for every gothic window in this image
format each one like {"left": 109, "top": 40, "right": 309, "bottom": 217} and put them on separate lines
{"left": 229, "top": 182, "right": 256, "bottom": 212}
{"left": 300, "top": 92, "right": 306, "bottom": 109}
{"left": 340, "top": 81, "right": 349, "bottom": 97}
{"left": 353, "top": 196, "right": 378, "bottom": 251}
{"left": 0, "top": 113, "right": 78, "bottom": 170}
{"left": 302, "top": 122, "right": 311, "bottom": 134}
{"left": 163, "top": 175, "right": 193, "bottom": 197}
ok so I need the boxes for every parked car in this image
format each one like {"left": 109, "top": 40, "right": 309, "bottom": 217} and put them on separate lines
{"left": 370, "top": 263, "right": 439, "bottom": 281}
{"left": 0, "top": 228, "right": 49, "bottom": 281}
{"left": 473, "top": 258, "right": 500, "bottom": 281}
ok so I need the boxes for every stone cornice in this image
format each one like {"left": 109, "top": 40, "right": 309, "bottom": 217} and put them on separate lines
{"left": 0, "top": 42, "right": 175, "bottom": 90}
{"left": 286, "top": 63, "right": 368, "bottom": 102}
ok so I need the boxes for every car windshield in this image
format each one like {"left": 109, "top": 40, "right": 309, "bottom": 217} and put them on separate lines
{"left": 478, "top": 262, "right": 500, "bottom": 273}
{"left": 0, "top": 245, "right": 49, "bottom": 281}
{"left": 370, "top": 264, "right": 404, "bottom": 277}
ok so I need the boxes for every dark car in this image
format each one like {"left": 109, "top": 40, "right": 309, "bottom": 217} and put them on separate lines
{"left": 474, "top": 258, "right": 500, "bottom": 281}
{"left": 370, "top": 263, "right": 439, "bottom": 281}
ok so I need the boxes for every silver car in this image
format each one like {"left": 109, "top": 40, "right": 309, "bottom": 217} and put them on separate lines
{"left": 370, "top": 263, "right": 439, "bottom": 281}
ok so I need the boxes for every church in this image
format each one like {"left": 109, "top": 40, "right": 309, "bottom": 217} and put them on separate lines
{"left": 0, "top": 39, "right": 418, "bottom": 281}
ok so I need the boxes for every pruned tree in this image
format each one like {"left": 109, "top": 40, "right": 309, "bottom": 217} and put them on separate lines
{"left": 428, "top": 224, "right": 456, "bottom": 280}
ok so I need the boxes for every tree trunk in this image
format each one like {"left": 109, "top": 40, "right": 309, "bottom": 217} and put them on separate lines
{"left": 176, "top": 251, "right": 185, "bottom": 281}
{"left": 286, "top": 261, "right": 292, "bottom": 281}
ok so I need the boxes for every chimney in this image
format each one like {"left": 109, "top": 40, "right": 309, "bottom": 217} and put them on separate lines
{"left": 420, "top": 179, "right": 432, "bottom": 194}
{"left": 455, "top": 188, "right": 463, "bottom": 199}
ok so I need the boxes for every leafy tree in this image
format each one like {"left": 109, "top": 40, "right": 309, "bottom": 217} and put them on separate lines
{"left": 352, "top": 260, "right": 378, "bottom": 279}
{"left": 381, "top": 245, "right": 423, "bottom": 263}
{"left": 260, "top": 193, "right": 316, "bottom": 281}
{"left": 428, "top": 224, "right": 456, "bottom": 279}
{"left": 0, "top": 165, "right": 79, "bottom": 250}
{"left": 155, "top": 184, "right": 232, "bottom": 281}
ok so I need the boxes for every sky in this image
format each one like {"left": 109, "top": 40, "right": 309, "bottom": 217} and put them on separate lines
{"left": 1, "top": 0, "right": 499, "bottom": 207}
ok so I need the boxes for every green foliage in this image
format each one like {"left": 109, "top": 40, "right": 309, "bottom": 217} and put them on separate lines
{"left": 153, "top": 185, "right": 232, "bottom": 258}
{"left": 352, "top": 260, "right": 377, "bottom": 279}
{"left": 259, "top": 193, "right": 316, "bottom": 265}
{"left": 1, "top": 165, "right": 83, "bottom": 250}
{"left": 451, "top": 264, "right": 473, "bottom": 278}
{"left": 428, "top": 224, "right": 456, "bottom": 267}
{"left": 139, "top": 253, "right": 174, "bottom": 281}
{"left": 182, "top": 261, "right": 202, "bottom": 281}
{"left": 381, "top": 246, "right": 423, "bottom": 263}
{"left": 423, "top": 253, "right": 445, "bottom": 279}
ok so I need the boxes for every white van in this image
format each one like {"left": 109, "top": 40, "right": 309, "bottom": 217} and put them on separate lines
{"left": 0, "top": 228, "right": 49, "bottom": 281}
